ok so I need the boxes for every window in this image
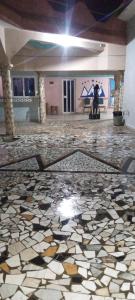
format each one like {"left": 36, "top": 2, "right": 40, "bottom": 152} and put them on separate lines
{"left": 12, "top": 77, "right": 35, "bottom": 97}
{"left": 13, "top": 78, "right": 23, "bottom": 96}
{"left": 24, "top": 78, "right": 35, "bottom": 96}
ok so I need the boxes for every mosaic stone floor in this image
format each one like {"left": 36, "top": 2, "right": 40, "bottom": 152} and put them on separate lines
{"left": 0, "top": 150, "right": 119, "bottom": 173}
{"left": 0, "top": 157, "right": 40, "bottom": 171}
{"left": 0, "top": 172, "right": 135, "bottom": 300}
{"left": 0, "top": 119, "right": 135, "bottom": 169}
{"left": 0, "top": 119, "right": 135, "bottom": 299}
{"left": 44, "top": 150, "right": 118, "bottom": 173}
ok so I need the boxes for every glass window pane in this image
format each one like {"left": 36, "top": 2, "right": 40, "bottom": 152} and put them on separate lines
{"left": 67, "top": 81, "right": 70, "bottom": 112}
{"left": 64, "top": 98, "right": 66, "bottom": 112}
{"left": 13, "top": 78, "right": 23, "bottom": 96}
{"left": 24, "top": 78, "right": 35, "bottom": 96}
{"left": 64, "top": 81, "right": 66, "bottom": 96}
{"left": 71, "top": 80, "right": 74, "bottom": 112}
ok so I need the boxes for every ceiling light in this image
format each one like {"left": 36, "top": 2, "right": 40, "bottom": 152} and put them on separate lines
{"left": 54, "top": 34, "right": 83, "bottom": 48}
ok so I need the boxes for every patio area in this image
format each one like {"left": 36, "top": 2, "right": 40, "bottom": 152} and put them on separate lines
{"left": 0, "top": 118, "right": 135, "bottom": 300}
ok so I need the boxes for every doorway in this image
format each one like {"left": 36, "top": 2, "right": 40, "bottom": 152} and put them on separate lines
{"left": 63, "top": 79, "right": 75, "bottom": 113}
{"left": 109, "top": 78, "right": 115, "bottom": 107}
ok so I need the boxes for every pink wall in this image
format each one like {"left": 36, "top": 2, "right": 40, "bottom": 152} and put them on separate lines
{"left": 76, "top": 77, "right": 109, "bottom": 113}
{"left": 0, "top": 77, "right": 3, "bottom": 96}
{"left": 45, "top": 76, "right": 110, "bottom": 114}
{"left": 45, "top": 78, "right": 62, "bottom": 114}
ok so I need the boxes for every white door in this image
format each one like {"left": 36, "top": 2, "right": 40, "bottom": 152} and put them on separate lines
{"left": 63, "top": 79, "right": 75, "bottom": 113}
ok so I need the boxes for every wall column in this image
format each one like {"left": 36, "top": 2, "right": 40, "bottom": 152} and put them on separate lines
{"left": 114, "top": 71, "right": 124, "bottom": 111}
{"left": 1, "top": 64, "right": 15, "bottom": 136}
{"left": 38, "top": 72, "right": 46, "bottom": 123}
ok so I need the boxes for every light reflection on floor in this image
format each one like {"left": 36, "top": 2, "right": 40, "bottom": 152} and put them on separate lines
{"left": 57, "top": 196, "right": 81, "bottom": 218}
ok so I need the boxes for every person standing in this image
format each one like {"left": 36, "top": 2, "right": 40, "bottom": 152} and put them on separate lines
{"left": 93, "top": 84, "right": 99, "bottom": 115}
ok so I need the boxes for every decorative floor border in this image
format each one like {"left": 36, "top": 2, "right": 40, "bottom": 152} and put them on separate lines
{"left": 0, "top": 149, "right": 122, "bottom": 174}
{"left": 0, "top": 154, "right": 44, "bottom": 172}
{"left": 43, "top": 149, "right": 120, "bottom": 173}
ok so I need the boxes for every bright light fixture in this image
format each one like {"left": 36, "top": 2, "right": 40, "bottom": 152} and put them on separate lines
{"left": 53, "top": 34, "right": 83, "bottom": 48}
{"left": 35, "top": 32, "right": 105, "bottom": 51}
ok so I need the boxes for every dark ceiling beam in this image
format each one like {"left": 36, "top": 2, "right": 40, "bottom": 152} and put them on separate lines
{"left": 0, "top": 2, "right": 22, "bottom": 28}
{"left": 83, "top": 17, "right": 126, "bottom": 44}
{"left": 21, "top": 14, "right": 126, "bottom": 45}
{"left": 0, "top": 1, "right": 127, "bottom": 45}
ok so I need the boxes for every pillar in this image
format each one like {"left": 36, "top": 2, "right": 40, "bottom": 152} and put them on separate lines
{"left": 38, "top": 72, "right": 46, "bottom": 123}
{"left": 1, "top": 64, "right": 15, "bottom": 136}
{"left": 114, "top": 71, "right": 124, "bottom": 111}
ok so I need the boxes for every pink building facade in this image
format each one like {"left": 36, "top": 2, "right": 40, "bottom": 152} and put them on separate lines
{"left": 45, "top": 76, "right": 112, "bottom": 114}
{"left": 0, "top": 73, "right": 113, "bottom": 121}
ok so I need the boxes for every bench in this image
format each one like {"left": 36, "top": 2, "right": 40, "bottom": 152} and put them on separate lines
{"left": 99, "top": 105, "right": 107, "bottom": 112}
{"left": 83, "top": 98, "right": 92, "bottom": 112}
{"left": 82, "top": 98, "right": 107, "bottom": 112}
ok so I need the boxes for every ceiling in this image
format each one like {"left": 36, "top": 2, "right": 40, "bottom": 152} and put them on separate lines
{"left": 0, "top": 0, "right": 133, "bottom": 45}
{"left": 12, "top": 39, "right": 105, "bottom": 67}
{"left": 0, "top": 0, "right": 132, "bottom": 22}
{"left": 119, "top": 0, "right": 135, "bottom": 21}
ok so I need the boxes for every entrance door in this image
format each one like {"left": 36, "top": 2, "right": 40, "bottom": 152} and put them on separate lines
{"left": 63, "top": 80, "right": 75, "bottom": 113}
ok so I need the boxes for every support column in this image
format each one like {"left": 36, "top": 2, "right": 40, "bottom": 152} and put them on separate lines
{"left": 38, "top": 72, "right": 46, "bottom": 123}
{"left": 1, "top": 64, "right": 15, "bottom": 136}
{"left": 114, "top": 71, "right": 124, "bottom": 111}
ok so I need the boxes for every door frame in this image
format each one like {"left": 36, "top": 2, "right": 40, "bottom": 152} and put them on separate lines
{"left": 62, "top": 79, "right": 76, "bottom": 113}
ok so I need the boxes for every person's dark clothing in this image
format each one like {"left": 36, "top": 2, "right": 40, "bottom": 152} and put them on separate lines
{"left": 93, "top": 84, "right": 99, "bottom": 114}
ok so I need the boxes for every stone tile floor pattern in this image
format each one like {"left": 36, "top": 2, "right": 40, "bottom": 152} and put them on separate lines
{"left": 0, "top": 151, "right": 118, "bottom": 173}
{"left": 0, "top": 119, "right": 135, "bottom": 299}
{"left": 0, "top": 120, "right": 135, "bottom": 169}
{"left": 0, "top": 158, "right": 39, "bottom": 171}
{"left": 0, "top": 172, "right": 135, "bottom": 299}
{"left": 45, "top": 151, "right": 118, "bottom": 173}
